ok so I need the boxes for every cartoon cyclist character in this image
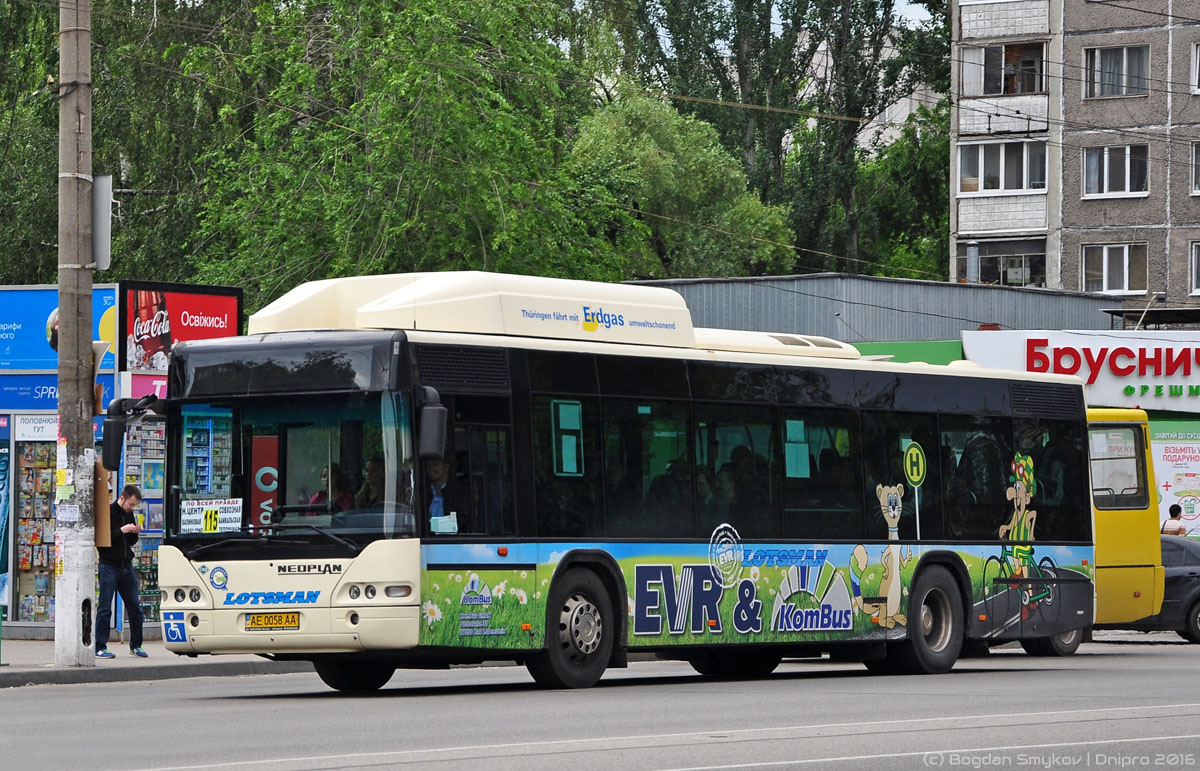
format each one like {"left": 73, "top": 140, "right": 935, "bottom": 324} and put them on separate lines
{"left": 1000, "top": 452, "right": 1037, "bottom": 578}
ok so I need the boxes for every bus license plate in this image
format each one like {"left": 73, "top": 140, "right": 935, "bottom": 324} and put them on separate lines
{"left": 245, "top": 612, "right": 300, "bottom": 631}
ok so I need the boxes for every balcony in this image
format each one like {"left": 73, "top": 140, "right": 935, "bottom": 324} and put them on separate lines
{"left": 957, "top": 193, "right": 1048, "bottom": 236}
{"left": 958, "top": 94, "right": 1049, "bottom": 135}
{"left": 960, "top": 0, "right": 1049, "bottom": 40}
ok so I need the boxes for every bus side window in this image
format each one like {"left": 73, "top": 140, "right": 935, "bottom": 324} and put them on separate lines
{"left": 1016, "top": 418, "right": 1089, "bottom": 542}
{"left": 1089, "top": 426, "right": 1148, "bottom": 513}
{"left": 439, "top": 396, "right": 515, "bottom": 536}
{"left": 940, "top": 415, "right": 1013, "bottom": 541}
{"left": 780, "top": 407, "right": 862, "bottom": 540}
{"left": 861, "top": 411, "right": 941, "bottom": 541}
{"left": 532, "top": 394, "right": 603, "bottom": 537}
{"left": 694, "top": 402, "right": 779, "bottom": 539}
{"left": 602, "top": 398, "right": 691, "bottom": 538}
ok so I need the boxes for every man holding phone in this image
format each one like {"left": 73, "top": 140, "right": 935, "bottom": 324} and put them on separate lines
{"left": 95, "top": 484, "right": 148, "bottom": 659}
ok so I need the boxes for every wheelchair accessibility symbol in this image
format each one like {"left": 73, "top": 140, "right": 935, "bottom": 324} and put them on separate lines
{"left": 163, "top": 611, "right": 188, "bottom": 644}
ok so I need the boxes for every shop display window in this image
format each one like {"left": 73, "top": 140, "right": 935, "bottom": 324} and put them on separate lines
{"left": 122, "top": 420, "right": 166, "bottom": 622}
{"left": 14, "top": 441, "right": 56, "bottom": 622}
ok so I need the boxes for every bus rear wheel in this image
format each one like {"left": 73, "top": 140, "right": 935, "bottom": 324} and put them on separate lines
{"left": 1020, "top": 627, "right": 1084, "bottom": 657}
{"left": 526, "top": 568, "right": 613, "bottom": 689}
{"left": 313, "top": 660, "right": 395, "bottom": 692}
{"left": 892, "top": 565, "right": 963, "bottom": 675}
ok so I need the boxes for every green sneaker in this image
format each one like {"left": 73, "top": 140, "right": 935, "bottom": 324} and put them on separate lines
{"left": 131, "top": 647, "right": 148, "bottom": 658}
{"left": 95, "top": 648, "right": 115, "bottom": 659}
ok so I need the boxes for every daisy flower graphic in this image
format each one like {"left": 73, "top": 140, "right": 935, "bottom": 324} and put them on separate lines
{"left": 423, "top": 600, "right": 443, "bottom": 627}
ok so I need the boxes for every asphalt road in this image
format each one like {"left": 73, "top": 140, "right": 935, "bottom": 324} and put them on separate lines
{"left": 8, "top": 637, "right": 1200, "bottom": 771}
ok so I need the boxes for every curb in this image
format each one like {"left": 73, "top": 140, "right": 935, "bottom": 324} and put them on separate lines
{"left": 0, "top": 659, "right": 313, "bottom": 689}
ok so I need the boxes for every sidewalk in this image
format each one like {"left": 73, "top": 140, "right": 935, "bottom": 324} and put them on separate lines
{"left": 0, "top": 639, "right": 312, "bottom": 688}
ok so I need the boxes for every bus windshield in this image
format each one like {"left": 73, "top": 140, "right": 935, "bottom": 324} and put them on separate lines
{"left": 168, "top": 392, "right": 414, "bottom": 545}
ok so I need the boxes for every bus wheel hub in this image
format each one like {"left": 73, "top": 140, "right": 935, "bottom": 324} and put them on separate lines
{"left": 562, "top": 593, "right": 602, "bottom": 657}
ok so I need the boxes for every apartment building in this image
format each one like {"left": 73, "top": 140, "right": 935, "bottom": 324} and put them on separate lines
{"left": 949, "top": 0, "right": 1200, "bottom": 312}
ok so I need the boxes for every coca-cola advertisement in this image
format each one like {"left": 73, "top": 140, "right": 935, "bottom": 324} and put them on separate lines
{"left": 119, "top": 281, "right": 243, "bottom": 373}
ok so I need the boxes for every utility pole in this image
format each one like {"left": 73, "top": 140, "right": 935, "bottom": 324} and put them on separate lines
{"left": 55, "top": 0, "right": 95, "bottom": 667}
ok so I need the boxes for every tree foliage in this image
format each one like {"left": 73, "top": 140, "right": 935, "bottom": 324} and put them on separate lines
{"left": 569, "top": 92, "right": 792, "bottom": 277}
{"left": 0, "top": 0, "right": 951, "bottom": 310}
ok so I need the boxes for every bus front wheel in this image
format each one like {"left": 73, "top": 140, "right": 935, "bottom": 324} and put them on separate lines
{"left": 892, "top": 566, "right": 963, "bottom": 675}
{"left": 313, "top": 660, "right": 395, "bottom": 692}
{"left": 527, "top": 568, "right": 613, "bottom": 689}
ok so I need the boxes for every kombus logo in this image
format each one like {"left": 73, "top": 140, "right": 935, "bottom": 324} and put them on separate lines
{"left": 582, "top": 306, "right": 625, "bottom": 332}
{"left": 461, "top": 575, "right": 494, "bottom": 606}
{"left": 769, "top": 559, "right": 854, "bottom": 632}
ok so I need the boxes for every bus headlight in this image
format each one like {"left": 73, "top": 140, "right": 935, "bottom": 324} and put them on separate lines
{"left": 189, "top": 588, "right": 202, "bottom": 603}
{"left": 365, "top": 585, "right": 376, "bottom": 599}
{"left": 348, "top": 585, "right": 360, "bottom": 600}
{"left": 174, "top": 588, "right": 186, "bottom": 603}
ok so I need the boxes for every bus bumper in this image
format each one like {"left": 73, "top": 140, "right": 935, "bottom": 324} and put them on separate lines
{"left": 164, "top": 606, "right": 420, "bottom": 655}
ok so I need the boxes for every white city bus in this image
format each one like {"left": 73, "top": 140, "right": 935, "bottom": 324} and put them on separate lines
{"left": 104, "top": 272, "right": 1095, "bottom": 691}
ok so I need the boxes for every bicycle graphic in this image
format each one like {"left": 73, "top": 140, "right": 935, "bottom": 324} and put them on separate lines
{"left": 981, "top": 451, "right": 1059, "bottom": 630}
{"left": 981, "top": 548, "right": 1059, "bottom": 628}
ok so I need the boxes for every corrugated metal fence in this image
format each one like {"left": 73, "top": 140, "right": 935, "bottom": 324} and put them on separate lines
{"left": 633, "top": 274, "right": 1116, "bottom": 342}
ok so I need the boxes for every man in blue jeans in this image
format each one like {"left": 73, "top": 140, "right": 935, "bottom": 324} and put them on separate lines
{"left": 95, "top": 484, "right": 147, "bottom": 658}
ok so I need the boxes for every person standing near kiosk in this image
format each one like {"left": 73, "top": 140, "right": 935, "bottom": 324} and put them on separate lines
{"left": 95, "top": 484, "right": 147, "bottom": 658}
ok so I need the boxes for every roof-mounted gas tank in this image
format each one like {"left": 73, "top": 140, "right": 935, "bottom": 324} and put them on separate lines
{"left": 249, "top": 271, "right": 697, "bottom": 347}
{"left": 248, "top": 271, "right": 860, "bottom": 360}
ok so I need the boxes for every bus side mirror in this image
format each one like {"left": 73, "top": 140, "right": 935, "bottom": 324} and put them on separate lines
{"left": 102, "top": 415, "right": 126, "bottom": 471}
{"left": 419, "top": 405, "right": 447, "bottom": 460}
{"left": 101, "top": 395, "right": 158, "bottom": 471}
{"left": 418, "top": 387, "right": 448, "bottom": 460}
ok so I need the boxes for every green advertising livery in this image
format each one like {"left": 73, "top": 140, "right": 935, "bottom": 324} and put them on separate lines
{"left": 104, "top": 272, "right": 1095, "bottom": 691}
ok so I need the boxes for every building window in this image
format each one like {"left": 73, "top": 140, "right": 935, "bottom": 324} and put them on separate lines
{"left": 1194, "top": 43, "right": 1200, "bottom": 93}
{"left": 962, "top": 43, "right": 1046, "bottom": 96}
{"left": 955, "top": 239, "right": 1047, "bottom": 287}
{"left": 1193, "top": 143, "right": 1200, "bottom": 193}
{"left": 1085, "top": 46, "right": 1148, "bottom": 97}
{"left": 959, "top": 141, "right": 1047, "bottom": 193}
{"left": 1192, "top": 243, "right": 1200, "bottom": 295}
{"left": 1083, "top": 244, "right": 1147, "bottom": 294}
{"left": 1084, "top": 145, "right": 1149, "bottom": 196}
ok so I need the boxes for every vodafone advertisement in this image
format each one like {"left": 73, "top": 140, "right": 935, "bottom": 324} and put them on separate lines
{"left": 118, "top": 281, "right": 242, "bottom": 374}
{"left": 962, "top": 330, "right": 1200, "bottom": 413}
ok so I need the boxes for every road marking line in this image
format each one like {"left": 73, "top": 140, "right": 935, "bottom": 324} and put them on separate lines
{"left": 134, "top": 703, "right": 1200, "bottom": 770}
{"left": 656, "top": 733, "right": 1200, "bottom": 771}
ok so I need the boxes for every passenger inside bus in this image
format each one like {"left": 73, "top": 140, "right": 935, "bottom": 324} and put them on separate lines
{"left": 307, "top": 463, "right": 353, "bottom": 514}
{"left": 355, "top": 456, "right": 385, "bottom": 509}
